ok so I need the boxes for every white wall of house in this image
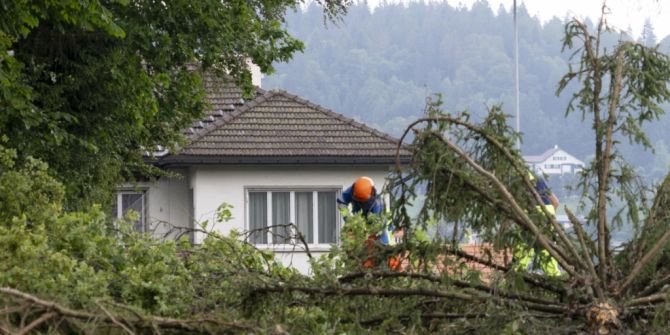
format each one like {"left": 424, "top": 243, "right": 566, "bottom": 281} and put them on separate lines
{"left": 532, "top": 149, "right": 584, "bottom": 175}
{"left": 189, "top": 165, "right": 388, "bottom": 237}
{"left": 140, "top": 165, "right": 390, "bottom": 273}
{"left": 176, "top": 165, "right": 391, "bottom": 273}
{"left": 144, "top": 168, "right": 193, "bottom": 239}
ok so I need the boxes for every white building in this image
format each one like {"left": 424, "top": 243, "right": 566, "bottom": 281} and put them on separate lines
{"left": 524, "top": 145, "right": 585, "bottom": 175}
{"left": 114, "top": 74, "right": 410, "bottom": 273}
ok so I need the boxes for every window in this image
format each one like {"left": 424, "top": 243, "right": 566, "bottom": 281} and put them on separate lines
{"left": 112, "top": 191, "right": 146, "bottom": 232}
{"left": 247, "top": 189, "right": 339, "bottom": 245}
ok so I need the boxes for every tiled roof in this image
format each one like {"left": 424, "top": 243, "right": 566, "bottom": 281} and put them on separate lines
{"left": 162, "top": 76, "right": 411, "bottom": 165}
{"left": 184, "top": 74, "right": 265, "bottom": 136}
{"left": 202, "top": 74, "right": 263, "bottom": 114}
{"left": 434, "top": 244, "right": 511, "bottom": 282}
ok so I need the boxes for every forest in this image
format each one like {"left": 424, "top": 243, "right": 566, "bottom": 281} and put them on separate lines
{"left": 265, "top": 1, "right": 670, "bottom": 181}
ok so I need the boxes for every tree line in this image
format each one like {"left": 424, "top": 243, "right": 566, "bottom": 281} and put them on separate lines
{"left": 265, "top": 1, "right": 670, "bottom": 180}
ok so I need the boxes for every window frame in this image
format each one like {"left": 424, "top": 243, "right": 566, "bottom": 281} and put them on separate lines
{"left": 113, "top": 189, "right": 148, "bottom": 233}
{"left": 245, "top": 186, "right": 341, "bottom": 250}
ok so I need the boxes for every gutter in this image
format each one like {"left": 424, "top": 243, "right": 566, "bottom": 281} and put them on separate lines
{"left": 149, "top": 155, "right": 411, "bottom": 167}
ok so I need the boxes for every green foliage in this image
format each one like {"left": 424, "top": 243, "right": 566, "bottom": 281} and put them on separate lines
{"left": 558, "top": 18, "right": 670, "bottom": 292}
{"left": 0, "top": 144, "right": 108, "bottom": 307}
{"left": 0, "top": 141, "right": 63, "bottom": 224}
{"left": 0, "top": 0, "right": 332, "bottom": 208}
{"left": 390, "top": 95, "right": 540, "bottom": 251}
{"left": 0, "top": 146, "right": 304, "bottom": 331}
{"left": 216, "top": 202, "right": 234, "bottom": 224}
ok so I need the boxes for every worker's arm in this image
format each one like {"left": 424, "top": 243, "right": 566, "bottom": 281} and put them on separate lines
{"left": 337, "top": 184, "right": 354, "bottom": 206}
{"left": 368, "top": 197, "right": 384, "bottom": 215}
{"left": 549, "top": 193, "right": 559, "bottom": 209}
{"left": 535, "top": 178, "right": 559, "bottom": 208}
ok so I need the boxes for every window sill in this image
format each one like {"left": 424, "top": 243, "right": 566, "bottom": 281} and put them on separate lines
{"left": 254, "top": 244, "right": 335, "bottom": 253}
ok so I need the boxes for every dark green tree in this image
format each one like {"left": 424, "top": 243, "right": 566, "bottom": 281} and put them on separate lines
{"left": 0, "top": 0, "right": 347, "bottom": 208}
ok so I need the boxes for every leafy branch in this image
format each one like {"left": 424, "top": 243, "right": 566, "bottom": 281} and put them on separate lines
{"left": 0, "top": 287, "right": 257, "bottom": 334}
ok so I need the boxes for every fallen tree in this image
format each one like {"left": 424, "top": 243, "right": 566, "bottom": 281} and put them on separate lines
{"left": 3, "top": 3, "right": 670, "bottom": 335}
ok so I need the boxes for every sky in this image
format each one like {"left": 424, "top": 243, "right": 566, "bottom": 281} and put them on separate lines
{"left": 367, "top": 0, "right": 670, "bottom": 40}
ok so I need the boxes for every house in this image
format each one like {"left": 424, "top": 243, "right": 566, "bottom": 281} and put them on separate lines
{"left": 114, "top": 73, "right": 411, "bottom": 273}
{"left": 524, "top": 145, "right": 584, "bottom": 175}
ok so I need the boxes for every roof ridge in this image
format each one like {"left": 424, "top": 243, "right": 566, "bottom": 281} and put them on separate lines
{"left": 269, "top": 89, "right": 406, "bottom": 146}
{"left": 538, "top": 147, "right": 560, "bottom": 161}
{"left": 523, "top": 147, "right": 562, "bottom": 163}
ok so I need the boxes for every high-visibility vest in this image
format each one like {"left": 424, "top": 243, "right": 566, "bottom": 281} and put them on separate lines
{"left": 528, "top": 171, "right": 555, "bottom": 215}
{"left": 514, "top": 172, "right": 561, "bottom": 276}
{"left": 377, "top": 226, "right": 395, "bottom": 246}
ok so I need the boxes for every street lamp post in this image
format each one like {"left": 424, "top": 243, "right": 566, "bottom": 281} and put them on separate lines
{"left": 514, "top": 0, "right": 521, "bottom": 150}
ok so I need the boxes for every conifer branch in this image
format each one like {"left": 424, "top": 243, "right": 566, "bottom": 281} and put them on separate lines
{"left": 396, "top": 116, "right": 588, "bottom": 272}
{"left": 626, "top": 292, "right": 667, "bottom": 307}
{"left": 256, "top": 285, "right": 570, "bottom": 314}
{"left": 630, "top": 173, "right": 670, "bottom": 271}
{"left": 618, "top": 229, "right": 670, "bottom": 297}
{"left": 566, "top": 206, "right": 603, "bottom": 299}
{"left": 637, "top": 272, "right": 670, "bottom": 299}
{"left": 596, "top": 46, "right": 625, "bottom": 288}
{"left": 0, "top": 287, "right": 257, "bottom": 334}
{"left": 338, "top": 271, "right": 561, "bottom": 306}
{"left": 423, "top": 131, "right": 576, "bottom": 276}
{"left": 16, "top": 312, "right": 56, "bottom": 335}
{"left": 441, "top": 245, "right": 565, "bottom": 293}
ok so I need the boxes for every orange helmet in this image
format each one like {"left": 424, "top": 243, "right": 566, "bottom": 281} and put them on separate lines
{"left": 353, "top": 176, "right": 375, "bottom": 202}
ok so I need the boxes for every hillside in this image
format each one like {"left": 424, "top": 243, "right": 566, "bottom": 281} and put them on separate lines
{"left": 265, "top": 1, "right": 670, "bottom": 180}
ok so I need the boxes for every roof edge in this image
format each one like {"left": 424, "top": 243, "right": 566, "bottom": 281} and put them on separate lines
{"left": 153, "top": 155, "right": 411, "bottom": 167}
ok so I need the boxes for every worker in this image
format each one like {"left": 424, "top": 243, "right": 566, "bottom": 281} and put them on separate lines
{"left": 338, "top": 176, "right": 383, "bottom": 216}
{"left": 513, "top": 172, "right": 562, "bottom": 277}
{"left": 533, "top": 173, "right": 559, "bottom": 214}
{"left": 338, "top": 176, "right": 401, "bottom": 270}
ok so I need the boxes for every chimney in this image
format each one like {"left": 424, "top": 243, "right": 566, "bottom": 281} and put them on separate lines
{"left": 246, "top": 59, "right": 262, "bottom": 87}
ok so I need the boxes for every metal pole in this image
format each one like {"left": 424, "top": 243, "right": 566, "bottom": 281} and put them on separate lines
{"left": 514, "top": 0, "right": 521, "bottom": 150}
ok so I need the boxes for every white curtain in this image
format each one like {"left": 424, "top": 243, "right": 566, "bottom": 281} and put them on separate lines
{"left": 318, "top": 192, "right": 337, "bottom": 243}
{"left": 249, "top": 192, "right": 267, "bottom": 244}
{"left": 272, "top": 192, "right": 291, "bottom": 244}
{"left": 295, "top": 192, "right": 314, "bottom": 243}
